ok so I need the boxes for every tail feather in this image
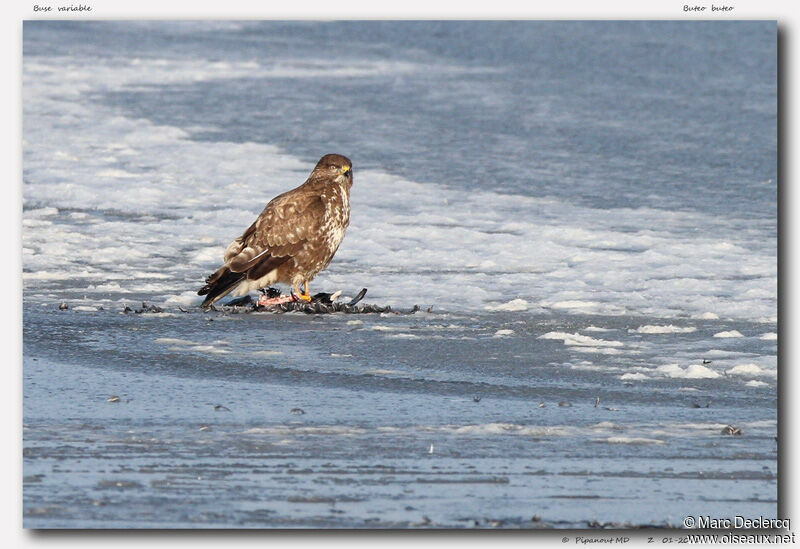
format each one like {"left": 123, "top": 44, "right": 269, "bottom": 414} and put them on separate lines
{"left": 198, "top": 267, "right": 245, "bottom": 308}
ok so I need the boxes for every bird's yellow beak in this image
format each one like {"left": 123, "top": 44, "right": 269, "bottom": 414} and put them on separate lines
{"left": 342, "top": 166, "right": 352, "bottom": 176}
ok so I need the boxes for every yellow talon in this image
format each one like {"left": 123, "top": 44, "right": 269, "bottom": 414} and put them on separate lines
{"left": 293, "top": 282, "right": 312, "bottom": 302}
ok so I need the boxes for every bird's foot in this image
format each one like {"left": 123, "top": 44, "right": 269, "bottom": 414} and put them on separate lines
{"left": 292, "top": 292, "right": 312, "bottom": 302}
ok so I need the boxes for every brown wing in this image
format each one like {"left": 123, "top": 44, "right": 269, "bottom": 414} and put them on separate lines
{"left": 224, "top": 187, "right": 326, "bottom": 280}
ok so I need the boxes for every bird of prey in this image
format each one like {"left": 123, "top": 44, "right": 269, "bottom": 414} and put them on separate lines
{"left": 198, "top": 154, "right": 353, "bottom": 308}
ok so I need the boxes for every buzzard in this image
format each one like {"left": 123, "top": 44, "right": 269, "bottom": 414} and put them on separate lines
{"left": 198, "top": 154, "right": 353, "bottom": 308}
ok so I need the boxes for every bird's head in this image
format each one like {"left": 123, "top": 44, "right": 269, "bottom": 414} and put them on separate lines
{"left": 313, "top": 154, "right": 353, "bottom": 186}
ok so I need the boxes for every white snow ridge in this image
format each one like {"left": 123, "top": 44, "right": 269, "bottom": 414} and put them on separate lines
{"left": 629, "top": 325, "right": 696, "bottom": 334}
{"left": 484, "top": 299, "right": 529, "bottom": 312}
{"left": 713, "top": 330, "right": 744, "bottom": 338}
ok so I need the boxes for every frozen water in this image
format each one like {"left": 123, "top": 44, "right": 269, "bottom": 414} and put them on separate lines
{"left": 22, "top": 21, "right": 776, "bottom": 529}
{"left": 23, "top": 23, "right": 776, "bottom": 321}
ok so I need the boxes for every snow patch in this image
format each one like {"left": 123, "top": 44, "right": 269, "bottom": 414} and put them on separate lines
{"left": 629, "top": 325, "right": 696, "bottom": 334}
{"left": 583, "top": 326, "right": 614, "bottom": 332}
{"left": 745, "top": 380, "right": 768, "bottom": 388}
{"left": 725, "top": 363, "right": 776, "bottom": 378}
{"left": 656, "top": 363, "right": 721, "bottom": 379}
{"left": 714, "top": 330, "right": 743, "bottom": 338}
{"left": 603, "top": 437, "right": 664, "bottom": 445}
{"left": 692, "top": 312, "right": 720, "bottom": 320}
{"left": 620, "top": 372, "right": 649, "bottom": 380}
{"left": 539, "top": 332, "right": 624, "bottom": 348}
{"left": 155, "top": 337, "right": 196, "bottom": 346}
{"left": 484, "top": 299, "right": 528, "bottom": 312}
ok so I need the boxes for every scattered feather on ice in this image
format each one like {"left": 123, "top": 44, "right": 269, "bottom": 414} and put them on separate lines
{"left": 493, "top": 329, "right": 515, "bottom": 337}
{"left": 714, "top": 330, "right": 744, "bottom": 338}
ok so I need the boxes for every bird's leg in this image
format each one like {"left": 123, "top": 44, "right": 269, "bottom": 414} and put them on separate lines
{"left": 292, "top": 282, "right": 312, "bottom": 302}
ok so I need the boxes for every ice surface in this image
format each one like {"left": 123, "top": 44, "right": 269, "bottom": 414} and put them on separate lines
{"left": 714, "top": 330, "right": 744, "bottom": 338}
{"left": 22, "top": 51, "right": 776, "bottom": 321}
{"left": 726, "top": 363, "right": 776, "bottom": 378}
{"left": 22, "top": 21, "right": 777, "bottom": 529}
{"left": 655, "top": 364, "right": 721, "bottom": 379}
{"left": 484, "top": 299, "right": 529, "bottom": 312}
{"left": 629, "top": 325, "right": 697, "bottom": 334}
{"left": 539, "top": 332, "right": 624, "bottom": 348}
{"left": 604, "top": 437, "right": 665, "bottom": 445}
{"left": 620, "top": 372, "right": 649, "bottom": 381}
